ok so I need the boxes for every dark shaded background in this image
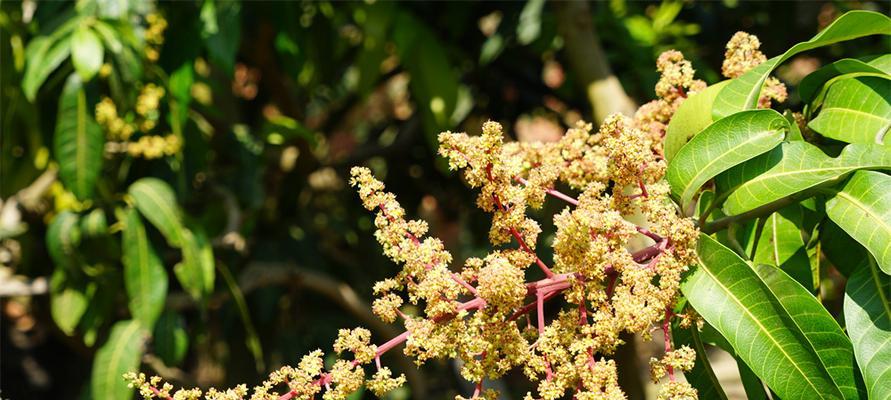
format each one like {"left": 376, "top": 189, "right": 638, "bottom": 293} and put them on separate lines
{"left": 2, "top": 1, "right": 889, "bottom": 399}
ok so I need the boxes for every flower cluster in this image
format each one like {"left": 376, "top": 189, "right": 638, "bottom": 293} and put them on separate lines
{"left": 96, "top": 84, "right": 182, "bottom": 159}
{"left": 722, "top": 31, "right": 787, "bottom": 108}
{"left": 144, "top": 12, "right": 168, "bottom": 62}
{"left": 125, "top": 31, "right": 802, "bottom": 400}
{"left": 633, "top": 50, "right": 706, "bottom": 155}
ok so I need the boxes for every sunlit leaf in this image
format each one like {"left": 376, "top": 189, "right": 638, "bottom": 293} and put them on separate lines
{"left": 718, "top": 141, "right": 891, "bottom": 215}
{"left": 844, "top": 257, "right": 891, "bottom": 398}
{"left": 664, "top": 81, "right": 729, "bottom": 162}
{"left": 752, "top": 207, "right": 812, "bottom": 289}
{"left": 49, "top": 268, "right": 88, "bottom": 336}
{"left": 682, "top": 234, "right": 846, "bottom": 398}
{"left": 808, "top": 77, "right": 891, "bottom": 145}
{"left": 71, "top": 24, "right": 104, "bottom": 82}
{"left": 826, "top": 170, "right": 891, "bottom": 275}
{"left": 667, "top": 109, "right": 787, "bottom": 210}
{"left": 798, "top": 55, "right": 891, "bottom": 104}
{"left": 712, "top": 10, "right": 891, "bottom": 119}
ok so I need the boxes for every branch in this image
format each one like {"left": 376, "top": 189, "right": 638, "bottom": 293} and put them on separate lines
{"left": 553, "top": 1, "right": 637, "bottom": 123}
{"left": 700, "top": 191, "right": 813, "bottom": 234}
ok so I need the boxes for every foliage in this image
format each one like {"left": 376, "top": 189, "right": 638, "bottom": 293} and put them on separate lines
{"left": 2, "top": 1, "right": 890, "bottom": 399}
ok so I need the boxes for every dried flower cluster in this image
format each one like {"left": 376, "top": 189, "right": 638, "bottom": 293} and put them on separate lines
{"left": 128, "top": 32, "right": 785, "bottom": 400}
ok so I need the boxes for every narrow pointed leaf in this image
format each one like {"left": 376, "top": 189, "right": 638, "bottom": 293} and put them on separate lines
{"left": 91, "top": 320, "right": 147, "bottom": 400}
{"left": 753, "top": 264, "right": 864, "bottom": 399}
{"left": 799, "top": 55, "right": 891, "bottom": 104}
{"left": 844, "top": 257, "right": 891, "bottom": 399}
{"left": 54, "top": 74, "right": 104, "bottom": 200}
{"left": 682, "top": 234, "right": 845, "bottom": 398}
{"left": 664, "top": 81, "right": 729, "bottom": 161}
{"left": 712, "top": 10, "right": 891, "bottom": 119}
{"left": 129, "top": 178, "right": 185, "bottom": 247}
{"left": 667, "top": 109, "right": 787, "bottom": 209}
{"left": 808, "top": 76, "right": 891, "bottom": 145}
{"left": 122, "top": 208, "right": 168, "bottom": 329}
{"left": 826, "top": 170, "right": 891, "bottom": 275}
{"left": 718, "top": 142, "right": 891, "bottom": 215}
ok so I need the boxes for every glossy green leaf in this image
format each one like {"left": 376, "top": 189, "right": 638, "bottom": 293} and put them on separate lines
{"left": 682, "top": 234, "right": 845, "bottom": 399}
{"left": 54, "top": 74, "right": 104, "bottom": 200}
{"left": 129, "top": 178, "right": 185, "bottom": 247}
{"left": 154, "top": 311, "right": 189, "bottom": 366}
{"left": 799, "top": 56, "right": 891, "bottom": 104}
{"left": 122, "top": 208, "right": 168, "bottom": 329}
{"left": 718, "top": 141, "right": 891, "bottom": 215}
{"left": 712, "top": 10, "right": 891, "bottom": 119}
{"left": 752, "top": 207, "right": 813, "bottom": 289}
{"left": 671, "top": 322, "right": 728, "bottom": 400}
{"left": 844, "top": 257, "right": 891, "bottom": 399}
{"left": 826, "top": 170, "right": 891, "bottom": 275}
{"left": 808, "top": 77, "right": 891, "bottom": 145}
{"left": 664, "top": 81, "right": 729, "bottom": 161}
{"left": 71, "top": 24, "right": 104, "bottom": 82}
{"left": 49, "top": 269, "right": 88, "bottom": 336}
{"left": 753, "top": 264, "right": 864, "bottom": 399}
{"left": 667, "top": 109, "right": 787, "bottom": 210}
{"left": 22, "top": 21, "right": 76, "bottom": 100}
{"left": 46, "top": 211, "right": 81, "bottom": 270}
{"left": 91, "top": 320, "right": 147, "bottom": 400}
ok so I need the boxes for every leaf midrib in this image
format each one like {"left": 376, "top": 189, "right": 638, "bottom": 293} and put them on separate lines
{"left": 681, "top": 129, "right": 781, "bottom": 204}
{"left": 697, "top": 260, "right": 830, "bottom": 398}
{"left": 102, "top": 322, "right": 141, "bottom": 397}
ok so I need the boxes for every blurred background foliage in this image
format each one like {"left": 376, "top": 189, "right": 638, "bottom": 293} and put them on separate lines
{"left": 1, "top": 0, "right": 888, "bottom": 399}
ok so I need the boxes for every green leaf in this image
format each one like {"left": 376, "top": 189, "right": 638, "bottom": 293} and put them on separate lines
{"left": 682, "top": 234, "right": 845, "bottom": 398}
{"left": 175, "top": 227, "right": 214, "bottom": 302}
{"left": 122, "top": 208, "right": 168, "bottom": 329}
{"left": 80, "top": 208, "right": 108, "bottom": 238}
{"left": 46, "top": 211, "right": 81, "bottom": 270}
{"left": 128, "top": 178, "right": 185, "bottom": 247}
{"left": 752, "top": 264, "right": 864, "bottom": 399}
{"left": 752, "top": 207, "right": 813, "bottom": 289}
{"left": 153, "top": 311, "right": 189, "bottom": 366}
{"left": 667, "top": 109, "right": 787, "bottom": 211}
{"left": 54, "top": 74, "right": 104, "bottom": 200}
{"left": 664, "top": 80, "right": 729, "bottom": 162}
{"left": 844, "top": 257, "right": 891, "bottom": 399}
{"left": 799, "top": 56, "right": 891, "bottom": 104}
{"left": 712, "top": 10, "right": 891, "bottom": 119}
{"left": 826, "top": 170, "right": 891, "bottom": 275}
{"left": 517, "top": 0, "right": 545, "bottom": 45}
{"left": 49, "top": 268, "right": 88, "bottom": 336}
{"left": 22, "top": 25, "right": 75, "bottom": 101}
{"left": 718, "top": 141, "right": 891, "bottom": 215}
{"left": 91, "top": 320, "right": 147, "bottom": 400}
{"left": 808, "top": 76, "right": 891, "bottom": 145}
{"left": 71, "top": 24, "right": 104, "bottom": 82}
{"left": 671, "top": 322, "right": 728, "bottom": 400}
